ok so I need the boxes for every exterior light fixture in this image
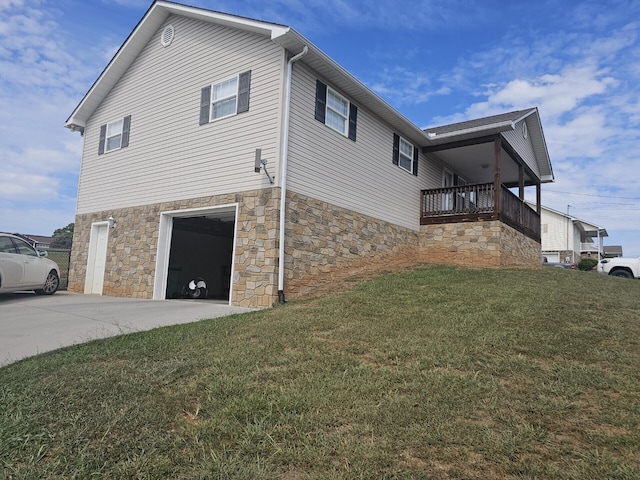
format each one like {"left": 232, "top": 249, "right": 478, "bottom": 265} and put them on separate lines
{"left": 108, "top": 216, "right": 117, "bottom": 228}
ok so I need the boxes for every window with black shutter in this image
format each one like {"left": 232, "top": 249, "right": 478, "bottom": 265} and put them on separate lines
{"left": 98, "top": 115, "right": 131, "bottom": 155}
{"left": 199, "top": 70, "right": 252, "bottom": 125}
{"left": 315, "top": 79, "right": 357, "bottom": 141}
{"left": 392, "top": 133, "right": 418, "bottom": 176}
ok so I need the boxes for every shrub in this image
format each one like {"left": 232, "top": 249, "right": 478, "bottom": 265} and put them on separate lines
{"left": 578, "top": 258, "right": 598, "bottom": 271}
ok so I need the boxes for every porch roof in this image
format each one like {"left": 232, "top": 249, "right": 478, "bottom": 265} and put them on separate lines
{"left": 424, "top": 108, "right": 554, "bottom": 185}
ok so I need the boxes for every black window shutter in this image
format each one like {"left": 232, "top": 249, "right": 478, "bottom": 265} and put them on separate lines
{"left": 392, "top": 133, "right": 399, "bottom": 165}
{"left": 98, "top": 124, "right": 107, "bottom": 155}
{"left": 348, "top": 104, "right": 357, "bottom": 141}
{"left": 199, "top": 86, "right": 211, "bottom": 125}
{"left": 412, "top": 143, "right": 418, "bottom": 176}
{"left": 314, "top": 80, "right": 326, "bottom": 123}
{"left": 237, "top": 70, "right": 251, "bottom": 113}
{"left": 121, "top": 115, "right": 131, "bottom": 148}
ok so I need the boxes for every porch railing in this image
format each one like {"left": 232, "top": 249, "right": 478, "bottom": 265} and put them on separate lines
{"left": 580, "top": 242, "right": 599, "bottom": 253}
{"left": 421, "top": 182, "right": 540, "bottom": 241}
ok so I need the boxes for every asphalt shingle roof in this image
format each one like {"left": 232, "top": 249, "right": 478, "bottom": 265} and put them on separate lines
{"left": 426, "top": 109, "right": 535, "bottom": 135}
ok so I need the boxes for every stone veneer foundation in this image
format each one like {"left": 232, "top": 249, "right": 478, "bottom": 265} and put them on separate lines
{"left": 70, "top": 188, "right": 540, "bottom": 309}
{"left": 282, "top": 192, "right": 420, "bottom": 299}
{"left": 69, "top": 188, "right": 280, "bottom": 308}
{"left": 418, "top": 221, "right": 540, "bottom": 267}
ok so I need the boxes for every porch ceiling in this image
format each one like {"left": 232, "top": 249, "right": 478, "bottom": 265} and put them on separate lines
{"left": 431, "top": 142, "right": 537, "bottom": 186}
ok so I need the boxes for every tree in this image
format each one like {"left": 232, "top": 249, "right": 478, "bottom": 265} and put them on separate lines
{"left": 51, "top": 223, "right": 74, "bottom": 249}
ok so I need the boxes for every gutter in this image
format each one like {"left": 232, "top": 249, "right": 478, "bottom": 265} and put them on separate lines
{"left": 278, "top": 46, "right": 308, "bottom": 304}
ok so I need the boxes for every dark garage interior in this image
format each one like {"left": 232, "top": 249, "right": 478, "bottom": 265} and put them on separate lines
{"left": 166, "top": 215, "right": 235, "bottom": 300}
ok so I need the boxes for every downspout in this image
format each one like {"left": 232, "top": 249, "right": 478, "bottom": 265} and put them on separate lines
{"left": 278, "top": 45, "right": 308, "bottom": 304}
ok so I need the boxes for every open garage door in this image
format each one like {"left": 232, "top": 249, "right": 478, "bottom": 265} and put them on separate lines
{"left": 154, "top": 205, "right": 237, "bottom": 302}
{"left": 166, "top": 216, "right": 234, "bottom": 300}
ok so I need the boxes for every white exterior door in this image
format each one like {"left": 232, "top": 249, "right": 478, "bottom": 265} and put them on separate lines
{"left": 85, "top": 223, "right": 109, "bottom": 294}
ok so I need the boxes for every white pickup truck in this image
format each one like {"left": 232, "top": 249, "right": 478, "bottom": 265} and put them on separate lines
{"left": 598, "top": 257, "right": 640, "bottom": 279}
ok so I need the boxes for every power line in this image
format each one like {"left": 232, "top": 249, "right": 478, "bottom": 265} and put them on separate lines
{"left": 544, "top": 189, "right": 640, "bottom": 201}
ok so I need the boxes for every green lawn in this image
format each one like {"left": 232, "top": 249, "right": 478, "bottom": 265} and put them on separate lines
{"left": 1, "top": 266, "right": 639, "bottom": 479}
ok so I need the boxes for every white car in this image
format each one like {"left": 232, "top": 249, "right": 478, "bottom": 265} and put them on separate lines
{"left": 0, "top": 232, "right": 61, "bottom": 295}
{"left": 598, "top": 256, "right": 640, "bottom": 279}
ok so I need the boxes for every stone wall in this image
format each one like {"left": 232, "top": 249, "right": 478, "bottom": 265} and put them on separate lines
{"left": 419, "top": 220, "right": 540, "bottom": 268}
{"left": 69, "top": 188, "right": 542, "bottom": 309}
{"left": 69, "top": 188, "right": 280, "bottom": 308}
{"left": 283, "top": 191, "right": 420, "bottom": 299}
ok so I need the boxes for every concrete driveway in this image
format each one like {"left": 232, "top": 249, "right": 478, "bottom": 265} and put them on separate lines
{"left": 0, "top": 291, "right": 253, "bottom": 366}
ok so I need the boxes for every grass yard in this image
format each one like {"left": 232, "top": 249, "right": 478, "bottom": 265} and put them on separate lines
{"left": 1, "top": 266, "right": 639, "bottom": 479}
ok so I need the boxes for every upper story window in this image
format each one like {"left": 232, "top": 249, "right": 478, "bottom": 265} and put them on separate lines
{"left": 399, "top": 137, "right": 414, "bottom": 173}
{"left": 314, "top": 80, "right": 357, "bottom": 141}
{"left": 212, "top": 76, "right": 238, "bottom": 120}
{"left": 98, "top": 115, "right": 131, "bottom": 155}
{"left": 326, "top": 88, "right": 349, "bottom": 135}
{"left": 199, "top": 70, "right": 251, "bottom": 125}
{"left": 392, "top": 133, "right": 418, "bottom": 176}
{"left": 106, "top": 119, "right": 123, "bottom": 152}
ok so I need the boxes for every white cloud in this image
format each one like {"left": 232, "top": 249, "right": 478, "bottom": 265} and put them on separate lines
{"left": 451, "top": 63, "right": 617, "bottom": 122}
{"left": 0, "top": 0, "right": 29, "bottom": 9}
{"left": 0, "top": 1, "right": 100, "bottom": 233}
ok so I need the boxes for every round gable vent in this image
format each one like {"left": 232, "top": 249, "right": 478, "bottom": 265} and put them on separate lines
{"left": 161, "top": 25, "right": 175, "bottom": 47}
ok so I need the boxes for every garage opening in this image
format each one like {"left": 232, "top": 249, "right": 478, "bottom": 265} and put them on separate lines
{"left": 165, "top": 214, "right": 235, "bottom": 301}
{"left": 149, "top": 203, "right": 237, "bottom": 302}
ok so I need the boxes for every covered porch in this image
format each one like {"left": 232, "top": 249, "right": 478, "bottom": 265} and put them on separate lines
{"left": 421, "top": 181, "right": 541, "bottom": 242}
{"left": 417, "top": 109, "right": 554, "bottom": 267}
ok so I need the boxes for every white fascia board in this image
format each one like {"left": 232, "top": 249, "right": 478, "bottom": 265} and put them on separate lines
{"left": 512, "top": 108, "right": 537, "bottom": 125}
{"left": 272, "top": 28, "right": 429, "bottom": 147}
{"left": 65, "top": 2, "right": 169, "bottom": 130}
{"left": 161, "top": 1, "right": 289, "bottom": 38}
{"left": 424, "top": 121, "right": 515, "bottom": 142}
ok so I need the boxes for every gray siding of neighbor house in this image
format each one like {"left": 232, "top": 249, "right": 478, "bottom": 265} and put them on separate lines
{"left": 76, "top": 14, "right": 285, "bottom": 215}
{"left": 501, "top": 119, "right": 540, "bottom": 178}
{"left": 286, "top": 62, "right": 442, "bottom": 232}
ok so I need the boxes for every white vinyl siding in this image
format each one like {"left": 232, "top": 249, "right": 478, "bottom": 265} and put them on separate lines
{"left": 539, "top": 207, "right": 581, "bottom": 257}
{"left": 501, "top": 119, "right": 539, "bottom": 177}
{"left": 76, "top": 15, "right": 284, "bottom": 214}
{"left": 287, "top": 63, "right": 439, "bottom": 231}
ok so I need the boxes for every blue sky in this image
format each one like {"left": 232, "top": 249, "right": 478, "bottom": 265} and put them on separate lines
{"left": 1, "top": 0, "right": 639, "bottom": 256}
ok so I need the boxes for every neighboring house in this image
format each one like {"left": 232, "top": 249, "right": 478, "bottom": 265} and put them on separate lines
{"left": 65, "top": 1, "right": 554, "bottom": 308}
{"left": 28, "top": 235, "right": 55, "bottom": 250}
{"left": 9, "top": 234, "right": 53, "bottom": 250}
{"left": 603, "top": 245, "right": 623, "bottom": 258}
{"left": 533, "top": 204, "right": 608, "bottom": 263}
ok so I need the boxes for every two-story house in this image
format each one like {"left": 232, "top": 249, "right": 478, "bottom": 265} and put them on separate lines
{"left": 65, "top": 1, "right": 554, "bottom": 308}
{"left": 534, "top": 204, "right": 608, "bottom": 264}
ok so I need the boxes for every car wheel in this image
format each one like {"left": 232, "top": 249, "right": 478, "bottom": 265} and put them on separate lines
{"left": 610, "top": 269, "right": 633, "bottom": 279}
{"left": 36, "top": 270, "right": 60, "bottom": 295}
